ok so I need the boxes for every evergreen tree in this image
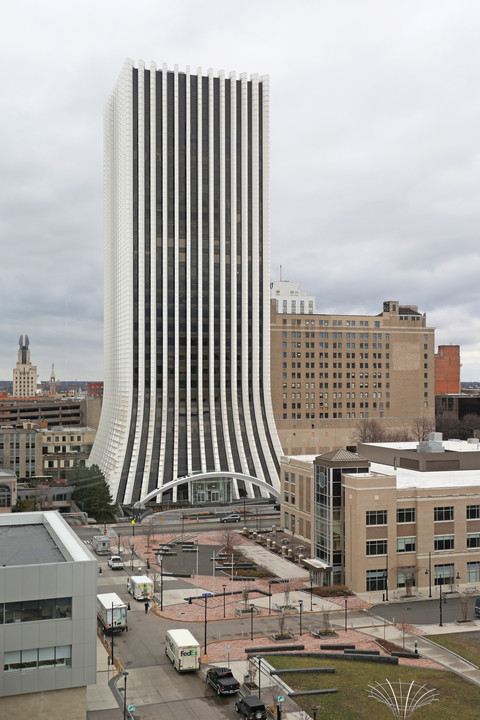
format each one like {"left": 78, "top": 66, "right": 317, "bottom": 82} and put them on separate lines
{"left": 66, "top": 464, "right": 114, "bottom": 520}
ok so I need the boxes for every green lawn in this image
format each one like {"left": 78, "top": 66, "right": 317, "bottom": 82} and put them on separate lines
{"left": 425, "top": 631, "right": 480, "bottom": 668}
{"left": 263, "top": 654, "right": 480, "bottom": 720}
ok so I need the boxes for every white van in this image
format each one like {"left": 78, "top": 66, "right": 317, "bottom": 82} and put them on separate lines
{"left": 165, "top": 628, "right": 200, "bottom": 672}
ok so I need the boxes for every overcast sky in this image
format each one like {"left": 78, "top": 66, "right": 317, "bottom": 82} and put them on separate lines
{"left": 1, "top": 0, "right": 479, "bottom": 382}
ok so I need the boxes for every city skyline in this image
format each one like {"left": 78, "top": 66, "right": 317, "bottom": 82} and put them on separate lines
{"left": 1, "top": 1, "right": 480, "bottom": 381}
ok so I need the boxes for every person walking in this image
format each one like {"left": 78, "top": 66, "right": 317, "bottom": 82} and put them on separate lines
{"left": 144, "top": 600, "right": 149, "bottom": 614}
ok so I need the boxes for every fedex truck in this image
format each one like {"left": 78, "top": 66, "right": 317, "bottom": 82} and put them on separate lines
{"left": 165, "top": 628, "right": 200, "bottom": 672}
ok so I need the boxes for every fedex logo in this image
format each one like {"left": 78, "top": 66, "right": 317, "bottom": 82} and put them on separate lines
{"left": 180, "top": 648, "right": 198, "bottom": 657}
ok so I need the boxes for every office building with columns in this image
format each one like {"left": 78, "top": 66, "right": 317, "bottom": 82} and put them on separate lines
{"left": 89, "top": 60, "right": 282, "bottom": 505}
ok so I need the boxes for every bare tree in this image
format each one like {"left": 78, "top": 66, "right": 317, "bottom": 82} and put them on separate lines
{"left": 411, "top": 416, "right": 435, "bottom": 441}
{"left": 398, "top": 566, "right": 418, "bottom": 597}
{"left": 353, "top": 419, "right": 387, "bottom": 443}
{"left": 220, "top": 526, "right": 238, "bottom": 554}
{"left": 283, "top": 580, "right": 292, "bottom": 608}
{"left": 247, "top": 657, "right": 258, "bottom": 687}
{"left": 144, "top": 516, "right": 157, "bottom": 551}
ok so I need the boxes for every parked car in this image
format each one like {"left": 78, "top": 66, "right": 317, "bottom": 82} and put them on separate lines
{"left": 475, "top": 597, "right": 480, "bottom": 617}
{"left": 220, "top": 513, "right": 241, "bottom": 523}
{"left": 107, "top": 555, "right": 124, "bottom": 570}
{"left": 273, "top": 503, "right": 280, "bottom": 511}
{"left": 235, "top": 695, "right": 267, "bottom": 720}
{"left": 206, "top": 667, "right": 240, "bottom": 695}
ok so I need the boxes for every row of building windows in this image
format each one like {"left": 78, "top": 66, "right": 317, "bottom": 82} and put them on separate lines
{"left": 365, "top": 562, "right": 479, "bottom": 591}
{"left": 282, "top": 319, "right": 380, "bottom": 327}
{"left": 0, "top": 597, "right": 72, "bottom": 624}
{"left": 4, "top": 645, "right": 72, "bottom": 672}
{"left": 366, "top": 506, "right": 480, "bottom": 526}
{"left": 366, "top": 533, "right": 480, "bottom": 556}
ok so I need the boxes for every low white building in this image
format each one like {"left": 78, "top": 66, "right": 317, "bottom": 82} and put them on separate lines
{"left": 0, "top": 511, "right": 97, "bottom": 719}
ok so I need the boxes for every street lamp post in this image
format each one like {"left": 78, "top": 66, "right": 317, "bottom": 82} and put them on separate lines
{"left": 344, "top": 597, "right": 348, "bottom": 632}
{"left": 250, "top": 604, "right": 255, "bottom": 641}
{"left": 257, "top": 655, "right": 262, "bottom": 698}
{"left": 425, "top": 551, "right": 432, "bottom": 597}
{"left": 268, "top": 581, "right": 273, "bottom": 615}
{"left": 203, "top": 594, "right": 210, "bottom": 655}
{"left": 111, "top": 601, "right": 115, "bottom": 666}
{"left": 385, "top": 553, "right": 389, "bottom": 601}
{"left": 223, "top": 584, "right": 226, "bottom": 618}
{"left": 160, "top": 557, "right": 164, "bottom": 611}
{"left": 299, "top": 600, "right": 303, "bottom": 637}
{"left": 123, "top": 670, "right": 129, "bottom": 720}
{"left": 439, "top": 583, "right": 444, "bottom": 626}
{"left": 310, "top": 575, "right": 313, "bottom": 611}
{"left": 181, "top": 513, "right": 185, "bottom": 537}
{"left": 311, "top": 705, "right": 319, "bottom": 720}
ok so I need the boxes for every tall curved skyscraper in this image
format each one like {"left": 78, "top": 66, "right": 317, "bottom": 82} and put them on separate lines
{"left": 89, "top": 60, "right": 282, "bottom": 505}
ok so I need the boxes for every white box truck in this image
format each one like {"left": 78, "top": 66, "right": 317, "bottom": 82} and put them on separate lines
{"left": 165, "top": 628, "right": 200, "bottom": 672}
{"left": 92, "top": 535, "right": 111, "bottom": 555}
{"left": 127, "top": 575, "right": 154, "bottom": 600}
{"left": 97, "top": 593, "right": 128, "bottom": 632}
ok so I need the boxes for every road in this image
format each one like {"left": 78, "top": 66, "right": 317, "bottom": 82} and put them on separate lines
{"left": 371, "top": 594, "right": 480, "bottom": 625}
{"left": 93, "top": 561, "right": 252, "bottom": 720}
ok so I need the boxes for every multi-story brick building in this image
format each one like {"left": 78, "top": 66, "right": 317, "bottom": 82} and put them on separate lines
{"left": 435, "top": 345, "right": 461, "bottom": 394}
{"left": 271, "top": 299, "right": 435, "bottom": 455}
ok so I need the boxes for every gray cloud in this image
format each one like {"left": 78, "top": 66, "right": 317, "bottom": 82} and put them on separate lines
{"left": 1, "top": 0, "right": 479, "bottom": 381}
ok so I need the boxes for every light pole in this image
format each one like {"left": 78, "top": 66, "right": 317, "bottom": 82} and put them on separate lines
{"left": 311, "top": 705, "right": 319, "bottom": 720}
{"left": 439, "top": 583, "right": 445, "bottom": 626}
{"left": 160, "top": 556, "right": 164, "bottom": 611}
{"left": 223, "top": 584, "right": 226, "bottom": 618}
{"left": 310, "top": 574, "right": 313, "bottom": 611}
{"left": 385, "top": 553, "right": 389, "bottom": 601}
{"left": 299, "top": 600, "right": 303, "bottom": 636}
{"left": 344, "top": 597, "right": 348, "bottom": 632}
{"left": 203, "top": 593, "right": 210, "bottom": 655}
{"left": 268, "top": 581, "right": 273, "bottom": 615}
{"left": 111, "top": 601, "right": 114, "bottom": 666}
{"left": 250, "top": 603, "right": 255, "bottom": 641}
{"left": 257, "top": 655, "right": 261, "bottom": 699}
{"left": 123, "top": 670, "right": 129, "bottom": 720}
{"left": 425, "top": 551, "right": 432, "bottom": 597}
{"left": 181, "top": 513, "right": 185, "bottom": 537}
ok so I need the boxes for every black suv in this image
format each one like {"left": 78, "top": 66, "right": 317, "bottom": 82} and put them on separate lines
{"left": 235, "top": 695, "right": 267, "bottom": 720}
{"left": 206, "top": 667, "right": 240, "bottom": 695}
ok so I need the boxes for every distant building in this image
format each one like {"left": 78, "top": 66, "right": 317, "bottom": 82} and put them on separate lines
{"left": 40, "top": 426, "right": 96, "bottom": 480}
{"left": 12, "top": 335, "right": 37, "bottom": 398}
{"left": 0, "top": 468, "right": 17, "bottom": 512}
{"left": 0, "top": 425, "right": 95, "bottom": 481}
{"left": 270, "top": 280, "right": 316, "bottom": 314}
{"left": 0, "top": 397, "right": 99, "bottom": 429}
{"left": 0, "top": 425, "right": 43, "bottom": 478}
{"left": 0, "top": 511, "right": 96, "bottom": 718}
{"left": 435, "top": 345, "right": 461, "bottom": 394}
{"left": 271, "top": 299, "right": 435, "bottom": 455}
{"left": 87, "top": 381, "right": 103, "bottom": 399}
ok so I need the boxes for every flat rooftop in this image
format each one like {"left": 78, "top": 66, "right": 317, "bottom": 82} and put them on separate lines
{"left": 0, "top": 524, "right": 66, "bottom": 566}
{"left": 0, "top": 511, "right": 95, "bottom": 566}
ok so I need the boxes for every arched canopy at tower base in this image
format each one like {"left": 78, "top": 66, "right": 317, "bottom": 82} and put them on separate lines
{"left": 133, "top": 471, "right": 280, "bottom": 509}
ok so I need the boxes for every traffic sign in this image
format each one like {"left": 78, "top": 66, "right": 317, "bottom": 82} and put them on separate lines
{"left": 278, "top": 696, "right": 284, "bottom": 702}
{"left": 128, "top": 705, "right": 135, "bottom": 711}
{"left": 202, "top": 592, "right": 212, "bottom": 597}
{"left": 131, "top": 519, "right": 135, "bottom": 525}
